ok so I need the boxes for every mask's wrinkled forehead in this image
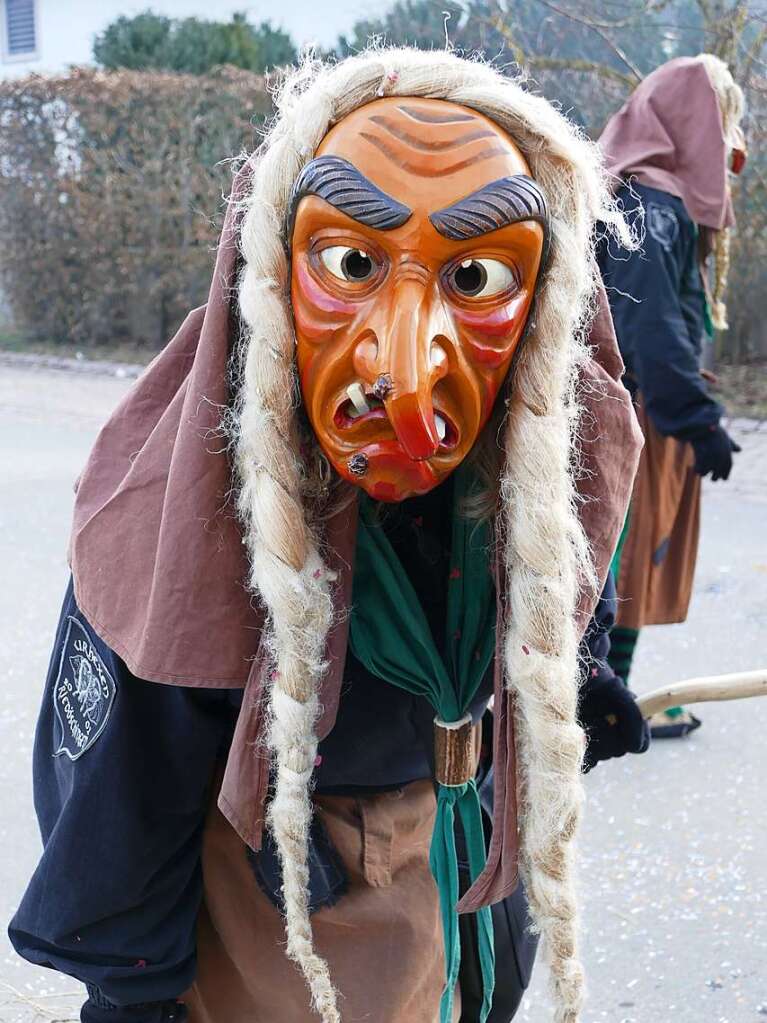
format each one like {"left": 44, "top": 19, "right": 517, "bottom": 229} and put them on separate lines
{"left": 288, "top": 97, "right": 549, "bottom": 253}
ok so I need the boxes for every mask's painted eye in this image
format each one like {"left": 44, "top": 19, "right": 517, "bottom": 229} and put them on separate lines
{"left": 448, "top": 258, "right": 516, "bottom": 298}
{"left": 319, "top": 246, "right": 377, "bottom": 283}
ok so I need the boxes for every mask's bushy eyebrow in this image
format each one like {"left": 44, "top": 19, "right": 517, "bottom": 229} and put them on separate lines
{"left": 289, "top": 156, "right": 412, "bottom": 232}
{"left": 429, "top": 175, "right": 548, "bottom": 241}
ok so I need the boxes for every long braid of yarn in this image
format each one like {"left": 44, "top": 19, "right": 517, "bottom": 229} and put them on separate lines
{"left": 236, "top": 90, "right": 340, "bottom": 1021}
{"left": 711, "top": 223, "right": 731, "bottom": 330}
{"left": 697, "top": 53, "right": 745, "bottom": 332}
{"left": 499, "top": 245, "right": 592, "bottom": 1023}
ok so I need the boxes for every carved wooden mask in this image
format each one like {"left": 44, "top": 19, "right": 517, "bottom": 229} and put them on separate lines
{"left": 290, "top": 97, "right": 547, "bottom": 502}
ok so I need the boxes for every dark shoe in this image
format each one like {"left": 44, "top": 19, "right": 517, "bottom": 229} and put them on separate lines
{"left": 649, "top": 708, "right": 702, "bottom": 739}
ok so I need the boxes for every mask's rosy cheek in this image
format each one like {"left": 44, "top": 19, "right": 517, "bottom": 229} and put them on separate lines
{"left": 452, "top": 291, "right": 533, "bottom": 369}
{"left": 292, "top": 260, "right": 357, "bottom": 341}
{"left": 469, "top": 374, "right": 504, "bottom": 424}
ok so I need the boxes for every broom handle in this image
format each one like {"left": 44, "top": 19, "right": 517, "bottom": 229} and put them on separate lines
{"left": 637, "top": 669, "right": 767, "bottom": 718}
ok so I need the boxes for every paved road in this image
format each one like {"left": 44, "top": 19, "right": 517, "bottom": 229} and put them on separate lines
{"left": 0, "top": 365, "right": 765, "bottom": 1023}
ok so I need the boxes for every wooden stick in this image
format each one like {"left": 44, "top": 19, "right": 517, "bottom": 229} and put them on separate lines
{"left": 637, "top": 669, "right": 767, "bottom": 718}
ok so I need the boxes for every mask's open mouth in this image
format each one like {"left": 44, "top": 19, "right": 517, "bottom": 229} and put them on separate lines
{"left": 334, "top": 391, "right": 387, "bottom": 429}
{"left": 334, "top": 385, "right": 459, "bottom": 452}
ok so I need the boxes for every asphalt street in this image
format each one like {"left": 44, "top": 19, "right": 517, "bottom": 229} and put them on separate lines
{"left": 0, "top": 363, "right": 765, "bottom": 1023}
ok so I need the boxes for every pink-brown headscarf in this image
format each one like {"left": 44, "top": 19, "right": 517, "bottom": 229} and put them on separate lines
{"left": 68, "top": 157, "right": 641, "bottom": 845}
{"left": 599, "top": 57, "right": 734, "bottom": 229}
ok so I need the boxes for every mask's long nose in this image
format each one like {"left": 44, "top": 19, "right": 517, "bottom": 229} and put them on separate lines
{"left": 384, "top": 277, "right": 448, "bottom": 460}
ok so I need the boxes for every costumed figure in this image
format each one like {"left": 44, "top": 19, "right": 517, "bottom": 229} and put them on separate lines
{"left": 597, "top": 55, "right": 746, "bottom": 737}
{"left": 11, "top": 49, "right": 648, "bottom": 1023}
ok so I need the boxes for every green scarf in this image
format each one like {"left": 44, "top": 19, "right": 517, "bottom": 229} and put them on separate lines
{"left": 349, "top": 465, "right": 496, "bottom": 1022}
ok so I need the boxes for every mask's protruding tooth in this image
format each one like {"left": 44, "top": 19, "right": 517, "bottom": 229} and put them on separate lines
{"left": 346, "top": 382, "right": 371, "bottom": 417}
{"left": 435, "top": 413, "right": 447, "bottom": 442}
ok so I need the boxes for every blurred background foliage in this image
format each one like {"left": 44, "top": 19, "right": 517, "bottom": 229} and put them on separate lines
{"left": 93, "top": 11, "right": 297, "bottom": 74}
{"left": 0, "top": 67, "right": 268, "bottom": 347}
{"left": 0, "top": 1, "right": 764, "bottom": 363}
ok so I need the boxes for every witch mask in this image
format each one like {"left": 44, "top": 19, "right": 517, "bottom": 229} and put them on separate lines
{"left": 290, "top": 97, "right": 548, "bottom": 501}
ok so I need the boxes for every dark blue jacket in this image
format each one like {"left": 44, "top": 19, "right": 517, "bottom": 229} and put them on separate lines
{"left": 9, "top": 580, "right": 234, "bottom": 1014}
{"left": 11, "top": 569, "right": 622, "bottom": 1019}
{"left": 597, "top": 182, "right": 722, "bottom": 438}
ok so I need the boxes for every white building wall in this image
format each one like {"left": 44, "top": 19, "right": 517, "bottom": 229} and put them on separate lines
{"left": 1, "top": 0, "right": 116, "bottom": 78}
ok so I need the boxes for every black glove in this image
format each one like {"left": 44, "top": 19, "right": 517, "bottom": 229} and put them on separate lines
{"left": 579, "top": 668, "right": 650, "bottom": 773}
{"left": 82, "top": 991, "right": 187, "bottom": 1023}
{"left": 690, "top": 424, "right": 741, "bottom": 481}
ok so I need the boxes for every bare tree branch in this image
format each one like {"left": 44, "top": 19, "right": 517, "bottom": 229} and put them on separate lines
{"left": 479, "top": 11, "right": 639, "bottom": 86}
{"left": 524, "top": 0, "right": 677, "bottom": 30}
{"left": 531, "top": 0, "right": 644, "bottom": 79}
{"left": 739, "top": 21, "right": 767, "bottom": 73}
{"left": 526, "top": 54, "right": 639, "bottom": 86}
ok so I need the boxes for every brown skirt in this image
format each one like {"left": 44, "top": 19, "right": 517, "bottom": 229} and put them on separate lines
{"left": 616, "top": 402, "right": 701, "bottom": 629}
{"left": 184, "top": 779, "right": 459, "bottom": 1023}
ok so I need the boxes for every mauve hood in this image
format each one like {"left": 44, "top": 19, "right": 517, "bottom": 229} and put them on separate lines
{"left": 599, "top": 56, "right": 735, "bottom": 229}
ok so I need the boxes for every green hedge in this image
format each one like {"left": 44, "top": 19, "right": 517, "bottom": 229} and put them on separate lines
{"left": 0, "top": 67, "right": 271, "bottom": 348}
{"left": 1, "top": 63, "right": 763, "bottom": 361}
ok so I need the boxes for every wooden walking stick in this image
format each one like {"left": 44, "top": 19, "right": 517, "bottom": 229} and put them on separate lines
{"left": 637, "top": 668, "right": 767, "bottom": 718}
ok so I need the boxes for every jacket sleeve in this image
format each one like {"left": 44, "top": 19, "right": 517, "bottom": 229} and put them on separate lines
{"left": 9, "top": 579, "right": 234, "bottom": 1009}
{"left": 599, "top": 186, "right": 722, "bottom": 438}
{"left": 579, "top": 570, "right": 618, "bottom": 678}
{"left": 577, "top": 572, "right": 651, "bottom": 771}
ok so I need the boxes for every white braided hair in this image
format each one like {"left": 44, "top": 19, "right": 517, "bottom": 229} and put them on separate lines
{"left": 234, "top": 47, "right": 631, "bottom": 1023}
{"left": 697, "top": 53, "right": 745, "bottom": 331}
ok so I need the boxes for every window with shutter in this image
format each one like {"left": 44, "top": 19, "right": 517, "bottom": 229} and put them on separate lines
{"left": 4, "top": 0, "right": 37, "bottom": 57}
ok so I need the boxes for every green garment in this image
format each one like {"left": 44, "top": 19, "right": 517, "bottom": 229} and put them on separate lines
{"left": 695, "top": 225, "right": 716, "bottom": 343}
{"left": 607, "top": 624, "right": 640, "bottom": 682}
{"left": 349, "top": 464, "right": 496, "bottom": 1022}
{"left": 610, "top": 508, "right": 631, "bottom": 584}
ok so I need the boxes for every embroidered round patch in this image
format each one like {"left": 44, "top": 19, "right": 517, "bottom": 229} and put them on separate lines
{"left": 646, "top": 202, "right": 679, "bottom": 252}
{"left": 52, "top": 617, "right": 116, "bottom": 761}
